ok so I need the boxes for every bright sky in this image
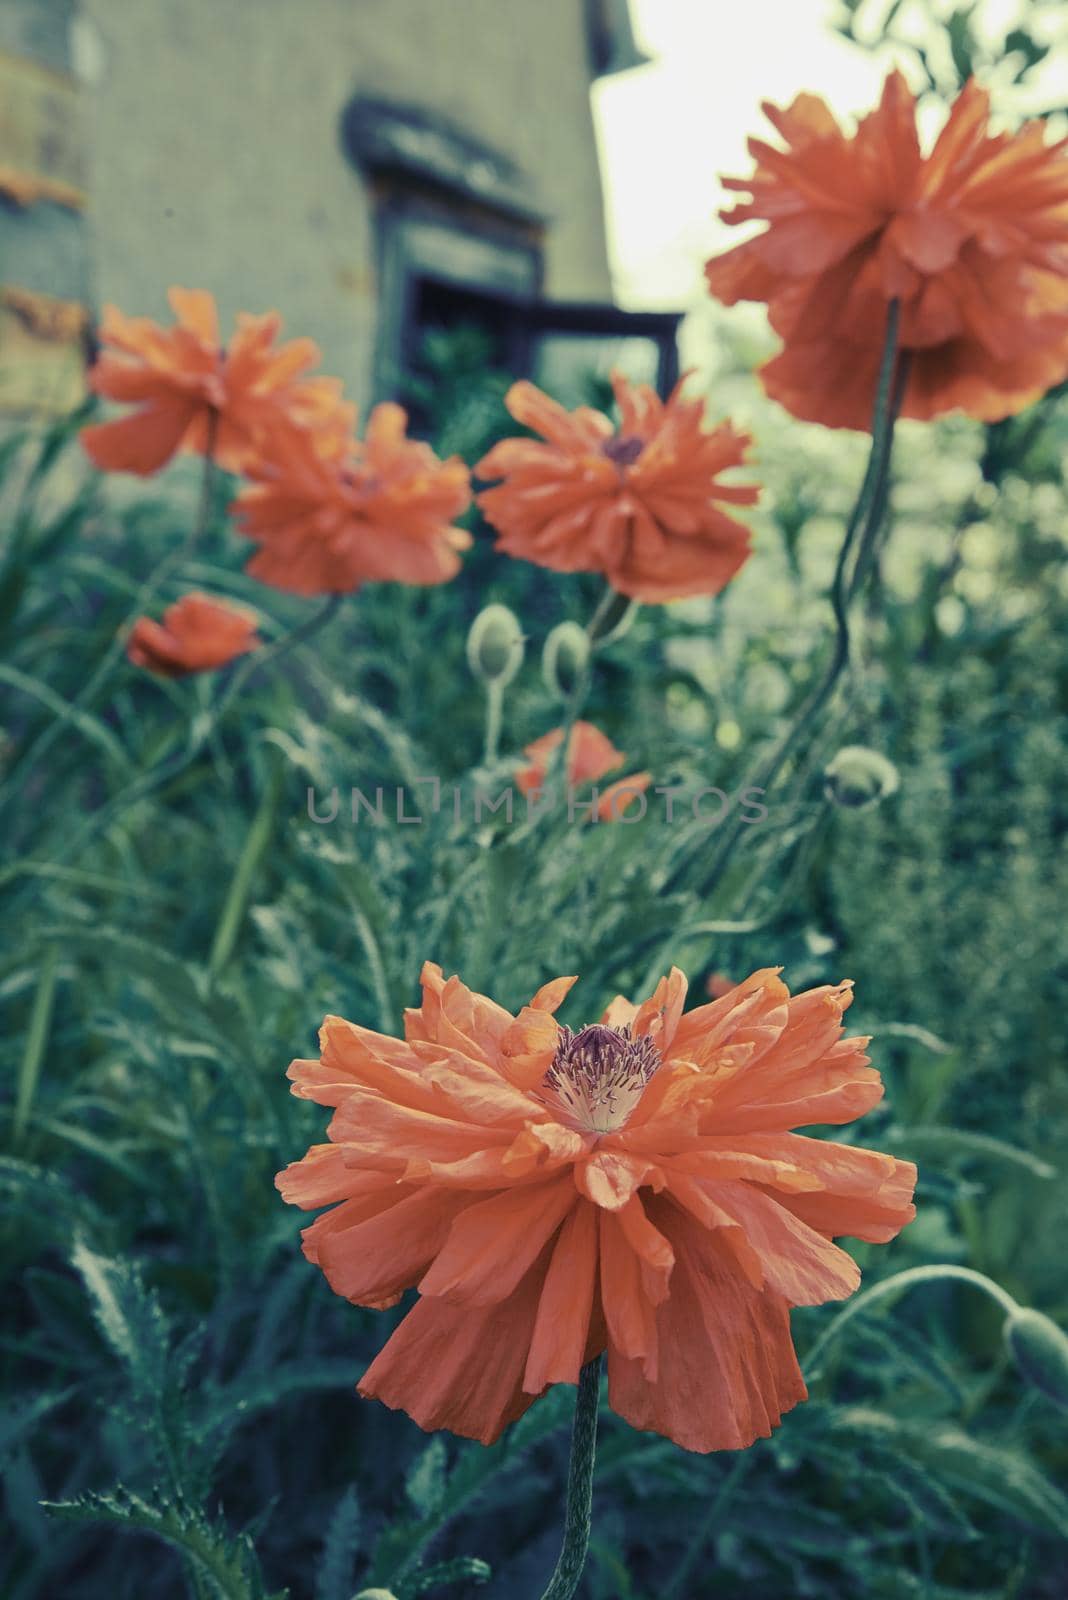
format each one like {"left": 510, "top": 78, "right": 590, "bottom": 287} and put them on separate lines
{"left": 591, "top": 0, "right": 1057, "bottom": 309}
{"left": 591, "top": 0, "right": 886, "bottom": 309}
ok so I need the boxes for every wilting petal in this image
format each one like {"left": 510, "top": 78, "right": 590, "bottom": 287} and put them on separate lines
{"left": 417, "top": 1179, "right": 577, "bottom": 1306}
{"left": 523, "top": 1200, "right": 600, "bottom": 1392}
{"left": 607, "top": 1200, "right": 807, "bottom": 1453}
{"left": 359, "top": 1255, "right": 553, "bottom": 1444}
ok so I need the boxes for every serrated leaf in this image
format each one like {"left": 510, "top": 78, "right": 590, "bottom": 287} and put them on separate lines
{"left": 406, "top": 1436, "right": 448, "bottom": 1516}
{"left": 44, "top": 1486, "right": 276, "bottom": 1600}
{"left": 70, "top": 1239, "right": 170, "bottom": 1391}
{"left": 315, "top": 1485, "right": 361, "bottom": 1600}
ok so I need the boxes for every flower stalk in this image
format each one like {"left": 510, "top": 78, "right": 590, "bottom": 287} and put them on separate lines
{"left": 669, "top": 298, "right": 906, "bottom": 904}
{"left": 537, "top": 1356, "right": 603, "bottom": 1600}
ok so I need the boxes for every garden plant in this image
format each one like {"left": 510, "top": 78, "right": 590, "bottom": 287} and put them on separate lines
{"left": 3, "top": 11, "right": 1068, "bottom": 1600}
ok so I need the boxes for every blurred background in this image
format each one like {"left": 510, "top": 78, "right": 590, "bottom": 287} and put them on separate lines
{"left": 2, "top": 2, "right": 1067, "bottom": 1598}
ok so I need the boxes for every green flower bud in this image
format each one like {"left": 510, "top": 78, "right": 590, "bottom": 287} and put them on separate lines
{"left": 466, "top": 604, "right": 524, "bottom": 686}
{"left": 1004, "top": 1306, "right": 1068, "bottom": 1410}
{"left": 542, "top": 621, "right": 591, "bottom": 700}
{"left": 354, "top": 1591, "right": 400, "bottom": 1600}
{"left": 823, "top": 745, "right": 900, "bottom": 811}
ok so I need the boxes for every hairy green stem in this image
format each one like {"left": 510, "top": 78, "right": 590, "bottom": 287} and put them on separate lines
{"left": 663, "top": 300, "right": 906, "bottom": 905}
{"left": 537, "top": 1356, "right": 602, "bottom": 1600}
{"left": 804, "top": 1264, "right": 1021, "bottom": 1382}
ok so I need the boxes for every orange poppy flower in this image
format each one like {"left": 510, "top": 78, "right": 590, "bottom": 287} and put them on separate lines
{"left": 80, "top": 287, "right": 353, "bottom": 476}
{"left": 232, "top": 403, "right": 472, "bottom": 596}
{"left": 705, "top": 72, "right": 1068, "bottom": 429}
{"left": 516, "top": 720, "right": 651, "bottom": 821}
{"left": 277, "top": 963, "right": 915, "bottom": 1452}
{"left": 127, "top": 591, "right": 261, "bottom": 677}
{"left": 474, "top": 374, "right": 756, "bottom": 603}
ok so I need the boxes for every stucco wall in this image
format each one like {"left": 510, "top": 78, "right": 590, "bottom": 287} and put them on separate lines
{"left": 76, "top": 0, "right": 613, "bottom": 407}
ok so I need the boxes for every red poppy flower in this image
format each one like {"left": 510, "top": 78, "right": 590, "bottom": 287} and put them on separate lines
{"left": 126, "top": 591, "right": 261, "bottom": 677}
{"left": 705, "top": 72, "right": 1068, "bottom": 429}
{"left": 80, "top": 288, "right": 353, "bottom": 475}
{"left": 474, "top": 373, "right": 756, "bottom": 602}
{"left": 516, "top": 721, "right": 651, "bottom": 821}
{"left": 232, "top": 403, "right": 472, "bottom": 596}
{"left": 277, "top": 963, "right": 916, "bottom": 1452}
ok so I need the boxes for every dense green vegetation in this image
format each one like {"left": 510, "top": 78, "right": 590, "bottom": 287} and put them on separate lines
{"left": 2, "top": 303, "right": 1066, "bottom": 1596}
{"left": 4, "top": 5, "right": 1068, "bottom": 1596}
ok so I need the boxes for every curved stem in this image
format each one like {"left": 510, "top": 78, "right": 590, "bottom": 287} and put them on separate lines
{"left": 222, "top": 591, "right": 343, "bottom": 701}
{"left": 537, "top": 1356, "right": 602, "bottom": 1600}
{"left": 664, "top": 300, "right": 906, "bottom": 904}
{"left": 804, "top": 1264, "right": 1020, "bottom": 1382}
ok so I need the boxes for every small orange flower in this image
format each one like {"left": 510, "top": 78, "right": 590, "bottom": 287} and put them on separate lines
{"left": 80, "top": 287, "right": 353, "bottom": 476}
{"left": 277, "top": 963, "right": 916, "bottom": 1452}
{"left": 232, "top": 403, "right": 472, "bottom": 596}
{"left": 127, "top": 592, "right": 261, "bottom": 677}
{"left": 475, "top": 374, "right": 756, "bottom": 603}
{"left": 516, "top": 721, "right": 651, "bottom": 821}
{"left": 705, "top": 72, "right": 1068, "bottom": 429}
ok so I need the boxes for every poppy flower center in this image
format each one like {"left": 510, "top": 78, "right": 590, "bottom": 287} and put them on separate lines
{"left": 542, "top": 1022, "right": 661, "bottom": 1135}
{"left": 601, "top": 434, "right": 644, "bottom": 468}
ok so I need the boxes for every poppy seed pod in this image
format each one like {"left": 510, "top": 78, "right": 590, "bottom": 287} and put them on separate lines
{"left": 824, "top": 746, "right": 900, "bottom": 811}
{"left": 466, "top": 603, "right": 524, "bottom": 686}
{"left": 542, "top": 621, "right": 591, "bottom": 700}
{"left": 1004, "top": 1306, "right": 1068, "bottom": 1410}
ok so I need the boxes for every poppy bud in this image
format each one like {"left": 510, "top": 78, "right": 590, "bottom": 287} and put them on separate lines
{"left": 354, "top": 1592, "right": 399, "bottom": 1599}
{"left": 466, "top": 604, "right": 524, "bottom": 687}
{"left": 823, "top": 745, "right": 899, "bottom": 811}
{"left": 1004, "top": 1306, "right": 1068, "bottom": 1410}
{"left": 542, "top": 621, "right": 591, "bottom": 700}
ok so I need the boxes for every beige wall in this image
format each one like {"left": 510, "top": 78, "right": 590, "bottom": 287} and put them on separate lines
{"left": 78, "top": 0, "right": 613, "bottom": 407}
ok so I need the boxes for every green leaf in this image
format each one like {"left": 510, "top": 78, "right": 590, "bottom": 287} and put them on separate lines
{"left": 44, "top": 1486, "right": 278, "bottom": 1600}
{"left": 405, "top": 1436, "right": 448, "bottom": 1517}
{"left": 316, "top": 1485, "right": 361, "bottom": 1600}
{"left": 0, "top": 1388, "right": 75, "bottom": 1465}
{"left": 209, "top": 760, "right": 284, "bottom": 979}
{"left": 68, "top": 1239, "right": 183, "bottom": 1477}
{"left": 947, "top": 6, "right": 977, "bottom": 85}
{"left": 830, "top": 1411, "right": 1068, "bottom": 1534}
{"left": 12, "top": 947, "right": 59, "bottom": 1141}
{"left": 0, "top": 664, "right": 131, "bottom": 774}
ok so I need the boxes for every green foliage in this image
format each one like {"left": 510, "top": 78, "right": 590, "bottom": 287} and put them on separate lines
{"left": 833, "top": 0, "right": 1066, "bottom": 109}
{"left": 45, "top": 1486, "right": 281, "bottom": 1600}
{"left": 3, "top": 52, "right": 1068, "bottom": 1595}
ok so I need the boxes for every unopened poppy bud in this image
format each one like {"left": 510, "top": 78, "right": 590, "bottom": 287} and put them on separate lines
{"left": 1004, "top": 1306, "right": 1068, "bottom": 1410}
{"left": 354, "top": 1591, "right": 399, "bottom": 1599}
{"left": 466, "top": 604, "right": 524, "bottom": 686}
{"left": 542, "top": 621, "right": 591, "bottom": 700}
{"left": 823, "top": 745, "right": 899, "bottom": 810}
